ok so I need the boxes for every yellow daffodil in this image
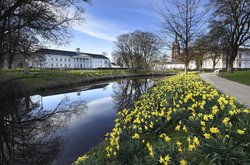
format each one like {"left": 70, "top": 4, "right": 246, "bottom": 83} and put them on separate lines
{"left": 203, "top": 133, "right": 211, "bottom": 139}
{"left": 132, "top": 133, "right": 140, "bottom": 139}
{"left": 237, "top": 129, "right": 245, "bottom": 135}
{"left": 210, "top": 127, "right": 220, "bottom": 134}
{"left": 180, "top": 159, "right": 187, "bottom": 165}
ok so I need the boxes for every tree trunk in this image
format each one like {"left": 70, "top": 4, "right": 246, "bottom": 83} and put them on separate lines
{"left": 184, "top": 63, "right": 188, "bottom": 74}
{"left": 8, "top": 53, "right": 14, "bottom": 69}
{"left": 227, "top": 59, "right": 234, "bottom": 73}
{"left": 8, "top": 62, "right": 12, "bottom": 69}
{"left": 212, "top": 61, "right": 216, "bottom": 71}
{"left": 0, "top": 20, "right": 6, "bottom": 69}
{"left": 225, "top": 51, "right": 229, "bottom": 71}
{"left": 0, "top": 51, "right": 4, "bottom": 68}
{"left": 22, "top": 54, "right": 25, "bottom": 68}
{"left": 200, "top": 60, "right": 203, "bottom": 73}
{"left": 0, "top": 38, "right": 5, "bottom": 68}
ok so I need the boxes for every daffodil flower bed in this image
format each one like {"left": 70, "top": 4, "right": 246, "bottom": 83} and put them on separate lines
{"left": 75, "top": 74, "right": 250, "bottom": 165}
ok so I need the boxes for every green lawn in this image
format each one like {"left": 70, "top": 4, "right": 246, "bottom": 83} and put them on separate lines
{"left": 219, "top": 70, "right": 250, "bottom": 86}
{"left": 0, "top": 68, "right": 175, "bottom": 96}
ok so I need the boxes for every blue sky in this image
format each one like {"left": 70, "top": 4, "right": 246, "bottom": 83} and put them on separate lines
{"left": 51, "top": 0, "right": 208, "bottom": 60}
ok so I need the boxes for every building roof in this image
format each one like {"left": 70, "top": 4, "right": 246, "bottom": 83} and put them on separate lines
{"left": 35, "top": 49, "right": 109, "bottom": 59}
{"left": 83, "top": 53, "right": 109, "bottom": 59}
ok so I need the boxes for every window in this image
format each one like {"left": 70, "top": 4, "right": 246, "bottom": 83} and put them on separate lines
{"left": 239, "top": 62, "right": 241, "bottom": 68}
{"left": 239, "top": 53, "right": 242, "bottom": 59}
{"left": 60, "top": 58, "right": 62, "bottom": 61}
{"left": 51, "top": 57, "right": 53, "bottom": 61}
{"left": 68, "top": 58, "right": 70, "bottom": 62}
{"left": 60, "top": 64, "right": 62, "bottom": 67}
{"left": 64, "top": 58, "right": 66, "bottom": 61}
{"left": 51, "top": 64, "right": 53, "bottom": 67}
{"left": 56, "top": 58, "right": 58, "bottom": 61}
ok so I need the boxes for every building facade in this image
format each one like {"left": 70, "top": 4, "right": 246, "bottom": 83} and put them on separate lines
{"left": 155, "top": 37, "right": 250, "bottom": 70}
{"left": 28, "top": 48, "right": 110, "bottom": 69}
{"left": 202, "top": 48, "right": 250, "bottom": 70}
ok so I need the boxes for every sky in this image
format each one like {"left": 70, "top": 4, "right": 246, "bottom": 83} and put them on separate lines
{"left": 50, "top": 0, "right": 208, "bottom": 60}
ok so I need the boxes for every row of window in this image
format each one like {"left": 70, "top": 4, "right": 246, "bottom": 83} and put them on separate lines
{"left": 50, "top": 63, "right": 71, "bottom": 67}
{"left": 47, "top": 64, "right": 108, "bottom": 68}
{"left": 46, "top": 62, "right": 108, "bottom": 67}
{"left": 47, "top": 57, "right": 71, "bottom": 62}
{"left": 47, "top": 57, "right": 108, "bottom": 64}
{"left": 48, "top": 63, "right": 94, "bottom": 68}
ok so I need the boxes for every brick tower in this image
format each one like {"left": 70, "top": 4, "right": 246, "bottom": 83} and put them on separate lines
{"left": 172, "top": 35, "right": 180, "bottom": 62}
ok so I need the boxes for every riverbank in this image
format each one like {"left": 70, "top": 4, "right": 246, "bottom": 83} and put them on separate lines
{"left": 75, "top": 74, "right": 250, "bottom": 165}
{"left": 0, "top": 69, "right": 176, "bottom": 97}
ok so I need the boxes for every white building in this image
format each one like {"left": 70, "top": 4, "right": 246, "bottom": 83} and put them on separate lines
{"left": 28, "top": 48, "right": 110, "bottom": 69}
{"left": 154, "top": 47, "right": 250, "bottom": 71}
{"left": 154, "top": 37, "right": 197, "bottom": 70}
{"left": 154, "top": 61, "right": 196, "bottom": 70}
{"left": 202, "top": 48, "right": 250, "bottom": 70}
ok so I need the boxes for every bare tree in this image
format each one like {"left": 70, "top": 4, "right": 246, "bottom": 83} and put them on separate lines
{"left": 206, "top": 28, "right": 225, "bottom": 71}
{"left": 159, "top": 0, "right": 206, "bottom": 74}
{"left": 193, "top": 34, "right": 209, "bottom": 72}
{"left": 4, "top": 23, "right": 41, "bottom": 68}
{"left": 193, "top": 28, "right": 226, "bottom": 71}
{"left": 113, "top": 30, "right": 162, "bottom": 71}
{"left": 210, "top": 0, "right": 250, "bottom": 73}
{"left": 0, "top": 0, "right": 89, "bottom": 68}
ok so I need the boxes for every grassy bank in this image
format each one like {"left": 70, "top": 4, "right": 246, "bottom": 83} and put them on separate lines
{"left": 219, "top": 70, "right": 250, "bottom": 86}
{"left": 75, "top": 74, "right": 250, "bottom": 165}
{"left": 0, "top": 69, "right": 175, "bottom": 97}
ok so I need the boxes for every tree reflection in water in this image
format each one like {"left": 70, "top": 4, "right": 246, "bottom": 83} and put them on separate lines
{"left": 0, "top": 95, "right": 87, "bottom": 165}
{"left": 112, "top": 78, "right": 153, "bottom": 111}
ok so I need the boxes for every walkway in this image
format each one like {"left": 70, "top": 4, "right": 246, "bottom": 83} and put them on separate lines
{"left": 199, "top": 73, "right": 250, "bottom": 108}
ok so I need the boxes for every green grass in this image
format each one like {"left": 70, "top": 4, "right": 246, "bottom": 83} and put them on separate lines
{"left": 219, "top": 70, "right": 250, "bottom": 86}
{"left": 0, "top": 69, "right": 175, "bottom": 96}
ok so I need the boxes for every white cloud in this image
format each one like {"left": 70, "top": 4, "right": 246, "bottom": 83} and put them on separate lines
{"left": 72, "top": 14, "right": 127, "bottom": 41}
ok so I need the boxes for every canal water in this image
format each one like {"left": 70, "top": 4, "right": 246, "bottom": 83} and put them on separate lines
{"left": 0, "top": 77, "right": 158, "bottom": 165}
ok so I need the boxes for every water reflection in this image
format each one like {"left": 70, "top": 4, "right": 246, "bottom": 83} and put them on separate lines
{"left": 112, "top": 78, "right": 153, "bottom": 111}
{"left": 0, "top": 95, "right": 87, "bottom": 165}
{"left": 0, "top": 77, "right": 156, "bottom": 164}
